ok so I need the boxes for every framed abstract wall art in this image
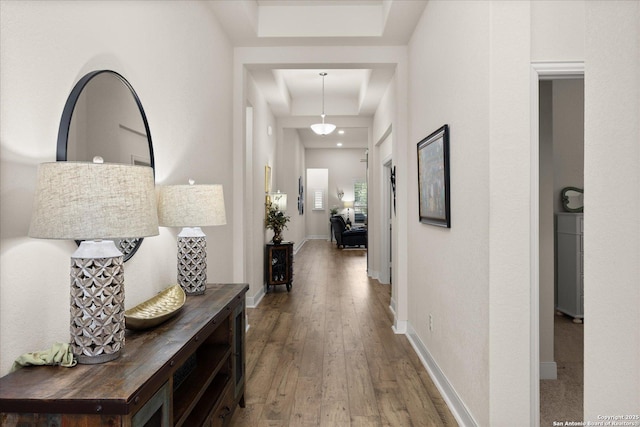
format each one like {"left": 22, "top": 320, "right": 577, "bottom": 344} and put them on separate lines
{"left": 417, "top": 124, "right": 450, "bottom": 228}
{"left": 298, "top": 176, "right": 304, "bottom": 215}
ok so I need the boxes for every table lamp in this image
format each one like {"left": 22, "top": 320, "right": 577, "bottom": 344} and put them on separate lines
{"left": 28, "top": 158, "right": 159, "bottom": 364}
{"left": 156, "top": 180, "right": 226, "bottom": 295}
{"left": 270, "top": 191, "right": 287, "bottom": 211}
{"left": 343, "top": 200, "right": 354, "bottom": 225}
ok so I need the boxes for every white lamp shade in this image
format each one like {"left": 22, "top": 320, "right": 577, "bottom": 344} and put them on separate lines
{"left": 157, "top": 184, "right": 226, "bottom": 227}
{"left": 343, "top": 200, "right": 354, "bottom": 209}
{"left": 28, "top": 162, "right": 159, "bottom": 240}
{"left": 270, "top": 193, "right": 287, "bottom": 211}
{"left": 310, "top": 122, "right": 336, "bottom": 136}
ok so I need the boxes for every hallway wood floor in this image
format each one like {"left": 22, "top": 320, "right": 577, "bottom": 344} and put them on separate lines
{"left": 229, "top": 240, "right": 457, "bottom": 427}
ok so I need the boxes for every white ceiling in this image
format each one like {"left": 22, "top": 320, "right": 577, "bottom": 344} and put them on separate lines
{"left": 206, "top": 0, "right": 427, "bottom": 148}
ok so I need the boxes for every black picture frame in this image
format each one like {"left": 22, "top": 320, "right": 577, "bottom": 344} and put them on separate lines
{"left": 390, "top": 165, "right": 396, "bottom": 215}
{"left": 298, "top": 176, "right": 304, "bottom": 215}
{"left": 417, "top": 124, "right": 450, "bottom": 228}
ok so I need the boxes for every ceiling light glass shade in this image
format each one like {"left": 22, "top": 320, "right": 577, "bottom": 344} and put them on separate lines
{"left": 310, "top": 72, "right": 336, "bottom": 136}
{"left": 28, "top": 161, "right": 159, "bottom": 240}
{"left": 156, "top": 183, "right": 226, "bottom": 227}
{"left": 310, "top": 122, "right": 336, "bottom": 136}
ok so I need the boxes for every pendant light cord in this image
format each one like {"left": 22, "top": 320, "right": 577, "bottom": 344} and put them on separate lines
{"left": 320, "top": 72, "right": 327, "bottom": 121}
{"left": 310, "top": 72, "right": 335, "bottom": 135}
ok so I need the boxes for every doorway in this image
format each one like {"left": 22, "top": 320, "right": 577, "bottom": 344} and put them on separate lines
{"left": 531, "top": 62, "right": 584, "bottom": 426}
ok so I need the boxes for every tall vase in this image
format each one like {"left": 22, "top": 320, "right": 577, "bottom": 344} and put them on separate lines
{"left": 272, "top": 229, "right": 283, "bottom": 244}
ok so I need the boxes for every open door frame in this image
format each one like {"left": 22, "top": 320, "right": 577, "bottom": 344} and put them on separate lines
{"left": 530, "top": 61, "right": 584, "bottom": 426}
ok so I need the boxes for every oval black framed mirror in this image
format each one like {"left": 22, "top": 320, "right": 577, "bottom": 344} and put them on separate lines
{"left": 561, "top": 186, "right": 584, "bottom": 213}
{"left": 57, "top": 70, "right": 155, "bottom": 261}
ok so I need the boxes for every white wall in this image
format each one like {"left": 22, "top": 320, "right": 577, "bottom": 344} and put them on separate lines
{"left": 407, "top": 1, "right": 492, "bottom": 423}
{"left": 405, "top": 1, "right": 594, "bottom": 424}
{"left": 583, "top": 1, "right": 640, "bottom": 417}
{"left": 552, "top": 79, "right": 585, "bottom": 213}
{"left": 488, "top": 2, "right": 533, "bottom": 422}
{"left": 371, "top": 75, "right": 396, "bottom": 285}
{"left": 531, "top": 0, "right": 585, "bottom": 62}
{"left": 405, "top": 1, "right": 638, "bottom": 424}
{"left": 532, "top": 0, "right": 640, "bottom": 421}
{"left": 0, "top": 0, "right": 233, "bottom": 375}
{"left": 278, "top": 128, "right": 306, "bottom": 250}
{"left": 244, "top": 75, "right": 277, "bottom": 305}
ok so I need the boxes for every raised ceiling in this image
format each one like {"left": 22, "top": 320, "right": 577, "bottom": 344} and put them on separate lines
{"left": 207, "top": 0, "right": 427, "bottom": 148}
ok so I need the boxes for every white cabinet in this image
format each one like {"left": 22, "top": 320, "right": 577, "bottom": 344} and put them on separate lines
{"left": 556, "top": 213, "right": 584, "bottom": 322}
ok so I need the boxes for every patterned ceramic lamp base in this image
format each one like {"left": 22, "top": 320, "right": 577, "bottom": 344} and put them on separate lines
{"left": 177, "top": 227, "right": 207, "bottom": 295}
{"left": 70, "top": 241, "right": 125, "bottom": 364}
{"left": 118, "top": 237, "right": 141, "bottom": 259}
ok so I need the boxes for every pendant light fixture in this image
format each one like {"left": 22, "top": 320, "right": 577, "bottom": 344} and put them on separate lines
{"left": 310, "top": 72, "right": 336, "bottom": 136}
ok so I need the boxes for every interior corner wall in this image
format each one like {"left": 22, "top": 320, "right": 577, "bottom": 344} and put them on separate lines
{"left": 278, "top": 128, "right": 306, "bottom": 250}
{"left": 583, "top": 1, "right": 640, "bottom": 417}
{"left": 245, "top": 75, "right": 277, "bottom": 302}
{"left": 371, "top": 74, "right": 396, "bottom": 285}
{"left": 0, "top": 1, "right": 233, "bottom": 375}
{"left": 407, "top": 1, "right": 492, "bottom": 424}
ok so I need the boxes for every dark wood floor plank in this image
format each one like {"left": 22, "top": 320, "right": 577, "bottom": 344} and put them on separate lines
{"left": 262, "top": 351, "right": 300, "bottom": 422}
{"left": 372, "top": 379, "right": 413, "bottom": 426}
{"left": 289, "top": 376, "right": 322, "bottom": 426}
{"left": 320, "top": 400, "right": 350, "bottom": 427}
{"left": 345, "top": 350, "right": 380, "bottom": 418}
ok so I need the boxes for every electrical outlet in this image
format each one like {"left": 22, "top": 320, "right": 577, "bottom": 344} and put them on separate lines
{"left": 429, "top": 314, "right": 433, "bottom": 332}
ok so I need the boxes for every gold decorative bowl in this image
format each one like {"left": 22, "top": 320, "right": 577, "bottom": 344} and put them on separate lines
{"left": 125, "top": 285, "right": 186, "bottom": 330}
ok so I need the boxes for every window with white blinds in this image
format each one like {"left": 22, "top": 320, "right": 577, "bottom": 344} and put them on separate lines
{"left": 313, "top": 189, "right": 325, "bottom": 210}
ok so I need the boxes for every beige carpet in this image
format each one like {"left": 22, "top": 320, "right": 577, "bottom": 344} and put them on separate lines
{"left": 540, "top": 314, "right": 584, "bottom": 426}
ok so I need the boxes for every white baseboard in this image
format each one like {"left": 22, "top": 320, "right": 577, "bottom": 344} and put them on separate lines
{"left": 293, "top": 239, "right": 306, "bottom": 254}
{"left": 406, "top": 323, "right": 478, "bottom": 427}
{"left": 246, "top": 287, "right": 265, "bottom": 308}
{"left": 368, "top": 269, "right": 379, "bottom": 280}
{"left": 392, "top": 320, "right": 407, "bottom": 334}
{"left": 389, "top": 297, "right": 397, "bottom": 316}
{"left": 307, "top": 235, "right": 329, "bottom": 240}
{"left": 540, "top": 362, "right": 557, "bottom": 380}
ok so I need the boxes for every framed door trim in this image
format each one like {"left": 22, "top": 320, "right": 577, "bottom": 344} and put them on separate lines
{"left": 530, "top": 61, "right": 584, "bottom": 427}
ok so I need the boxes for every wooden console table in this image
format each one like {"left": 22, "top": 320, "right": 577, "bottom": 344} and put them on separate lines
{"left": 0, "top": 283, "right": 248, "bottom": 426}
